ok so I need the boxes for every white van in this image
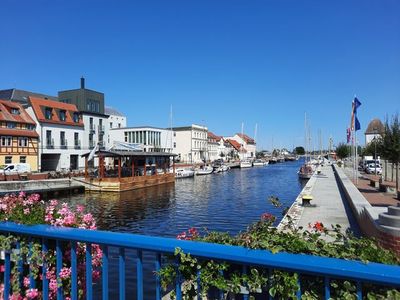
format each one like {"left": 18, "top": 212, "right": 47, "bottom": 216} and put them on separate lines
{"left": 2, "top": 163, "right": 31, "bottom": 174}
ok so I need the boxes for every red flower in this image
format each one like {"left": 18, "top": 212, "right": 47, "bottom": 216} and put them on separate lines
{"left": 261, "top": 212, "right": 275, "bottom": 221}
{"left": 313, "top": 222, "right": 324, "bottom": 232}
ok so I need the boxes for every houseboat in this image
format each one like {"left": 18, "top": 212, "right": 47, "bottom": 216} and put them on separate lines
{"left": 81, "top": 149, "right": 176, "bottom": 192}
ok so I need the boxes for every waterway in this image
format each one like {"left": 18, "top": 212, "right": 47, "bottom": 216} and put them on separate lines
{"left": 56, "top": 160, "right": 304, "bottom": 299}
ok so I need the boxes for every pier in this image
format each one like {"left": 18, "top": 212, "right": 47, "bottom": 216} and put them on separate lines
{"left": 279, "top": 164, "right": 356, "bottom": 236}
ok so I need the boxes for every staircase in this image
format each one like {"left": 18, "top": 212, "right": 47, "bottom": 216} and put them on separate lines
{"left": 379, "top": 203, "right": 400, "bottom": 228}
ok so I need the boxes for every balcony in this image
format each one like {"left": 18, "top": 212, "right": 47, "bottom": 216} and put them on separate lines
{"left": 74, "top": 140, "right": 81, "bottom": 150}
{"left": 98, "top": 124, "right": 105, "bottom": 135}
{"left": 46, "top": 138, "right": 54, "bottom": 149}
{"left": 89, "top": 124, "right": 96, "bottom": 134}
{"left": 60, "top": 139, "right": 68, "bottom": 149}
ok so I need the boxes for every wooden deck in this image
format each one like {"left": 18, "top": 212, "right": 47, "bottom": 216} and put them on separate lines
{"left": 83, "top": 173, "right": 175, "bottom": 192}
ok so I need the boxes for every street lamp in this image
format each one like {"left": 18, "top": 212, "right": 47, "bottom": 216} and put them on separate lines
{"left": 373, "top": 127, "right": 378, "bottom": 176}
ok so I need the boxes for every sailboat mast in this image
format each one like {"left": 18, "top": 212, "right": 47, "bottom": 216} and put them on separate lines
{"left": 254, "top": 123, "right": 258, "bottom": 152}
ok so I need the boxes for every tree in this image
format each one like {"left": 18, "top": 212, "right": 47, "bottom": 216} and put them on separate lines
{"left": 294, "top": 146, "right": 305, "bottom": 155}
{"left": 335, "top": 143, "right": 351, "bottom": 159}
{"left": 382, "top": 114, "right": 400, "bottom": 191}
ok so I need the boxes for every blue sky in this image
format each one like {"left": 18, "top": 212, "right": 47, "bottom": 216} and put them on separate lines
{"left": 1, "top": 0, "right": 399, "bottom": 150}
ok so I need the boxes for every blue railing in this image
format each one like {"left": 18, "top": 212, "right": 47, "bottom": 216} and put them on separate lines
{"left": 1, "top": 222, "right": 400, "bottom": 299}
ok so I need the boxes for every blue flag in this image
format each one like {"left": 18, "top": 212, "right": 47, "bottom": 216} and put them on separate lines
{"left": 353, "top": 97, "right": 361, "bottom": 112}
{"left": 355, "top": 116, "right": 361, "bottom": 131}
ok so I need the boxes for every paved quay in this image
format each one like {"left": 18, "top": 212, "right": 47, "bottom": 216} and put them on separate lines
{"left": 280, "top": 164, "right": 358, "bottom": 236}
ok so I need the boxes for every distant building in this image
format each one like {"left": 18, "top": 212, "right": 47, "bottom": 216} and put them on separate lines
{"left": 106, "top": 106, "right": 127, "bottom": 129}
{"left": 109, "top": 126, "right": 175, "bottom": 153}
{"left": 58, "top": 78, "right": 109, "bottom": 151}
{"left": 0, "top": 88, "right": 57, "bottom": 104}
{"left": 207, "top": 132, "right": 221, "bottom": 161}
{"left": 0, "top": 100, "right": 39, "bottom": 171}
{"left": 225, "top": 139, "right": 242, "bottom": 159}
{"left": 173, "top": 124, "right": 208, "bottom": 163}
{"left": 26, "top": 97, "right": 85, "bottom": 171}
{"left": 365, "top": 118, "right": 385, "bottom": 145}
{"left": 226, "top": 133, "right": 256, "bottom": 159}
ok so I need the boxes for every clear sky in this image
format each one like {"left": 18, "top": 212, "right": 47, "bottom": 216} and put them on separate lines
{"left": 1, "top": 0, "right": 399, "bottom": 150}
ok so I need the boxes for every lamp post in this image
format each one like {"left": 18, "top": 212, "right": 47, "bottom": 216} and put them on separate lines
{"left": 373, "top": 127, "right": 378, "bottom": 176}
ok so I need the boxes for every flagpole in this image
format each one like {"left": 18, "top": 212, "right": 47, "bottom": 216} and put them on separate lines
{"left": 355, "top": 130, "right": 358, "bottom": 185}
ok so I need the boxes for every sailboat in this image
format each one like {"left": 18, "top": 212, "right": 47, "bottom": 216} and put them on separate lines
{"left": 239, "top": 122, "right": 253, "bottom": 168}
{"left": 298, "top": 113, "right": 314, "bottom": 180}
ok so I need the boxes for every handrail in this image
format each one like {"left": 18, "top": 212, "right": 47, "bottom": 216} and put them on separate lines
{"left": 1, "top": 222, "right": 400, "bottom": 287}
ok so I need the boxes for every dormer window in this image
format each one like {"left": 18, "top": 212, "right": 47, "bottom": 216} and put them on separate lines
{"left": 26, "top": 124, "right": 35, "bottom": 130}
{"left": 11, "top": 108, "right": 20, "bottom": 115}
{"left": 59, "top": 110, "right": 66, "bottom": 121}
{"left": 45, "top": 107, "right": 52, "bottom": 120}
{"left": 73, "top": 112, "right": 80, "bottom": 123}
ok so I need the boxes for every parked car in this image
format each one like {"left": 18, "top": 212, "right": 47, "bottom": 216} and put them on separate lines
{"left": 365, "top": 163, "right": 382, "bottom": 175}
{"left": 1, "top": 163, "right": 31, "bottom": 174}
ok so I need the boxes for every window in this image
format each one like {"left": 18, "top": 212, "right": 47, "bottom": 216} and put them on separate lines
{"left": 11, "top": 108, "right": 20, "bottom": 115}
{"left": 173, "top": 132, "right": 176, "bottom": 137}
{"left": 74, "top": 132, "right": 79, "bottom": 147}
{"left": 18, "top": 137, "right": 28, "bottom": 147}
{"left": 46, "top": 130, "right": 52, "bottom": 146}
{"left": 45, "top": 107, "right": 52, "bottom": 120}
{"left": 20, "top": 156, "right": 26, "bottom": 163}
{"left": 26, "top": 124, "right": 35, "bottom": 130}
{"left": 124, "top": 132, "right": 128, "bottom": 142}
{"left": 73, "top": 112, "right": 79, "bottom": 123}
{"left": 6, "top": 122, "right": 16, "bottom": 129}
{"left": 60, "top": 131, "right": 66, "bottom": 146}
{"left": 5, "top": 156, "right": 12, "bottom": 164}
{"left": 174, "top": 142, "right": 176, "bottom": 148}
{"left": 118, "top": 123, "right": 121, "bottom": 128}
{"left": 59, "top": 110, "right": 66, "bottom": 121}
{"left": 1, "top": 136, "right": 12, "bottom": 146}
{"left": 110, "top": 122, "right": 113, "bottom": 129}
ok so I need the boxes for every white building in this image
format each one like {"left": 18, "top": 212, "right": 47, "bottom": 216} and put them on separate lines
{"left": 173, "top": 124, "right": 208, "bottom": 163}
{"left": 365, "top": 118, "right": 384, "bottom": 145}
{"left": 106, "top": 106, "right": 127, "bottom": 129}
{"left": 208, "top": 131, "right": 221, "bottom": 161}
{"left": 26, "top": 96, "right": 86, "bottom": 171}
{"left": 227, "top": 133, "right": 256, "bottom": 159}
{"left": 109, "top": 126, "right": 175, "bottom": 153}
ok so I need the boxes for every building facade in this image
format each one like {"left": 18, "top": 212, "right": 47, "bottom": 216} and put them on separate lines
{"left": 365, "top": 118, "right": 385, "bottom": 145}
{"left": 58, "top": 78, "right": 109, "bottom": 151}
{"left": 26, "top": 97, "right": 85, "bottom": 171}
{"left": 109, "top": 126, "right": 175, "bottom": 153}
{"left": 0, "top": 100, "right": 39, "bottom": 171}
{"left": 173, "top": 124, "right": 208, "bottom": 163}
{"left": 227, "top": 133, "right": 256, "bottom": 159}
{"left": 207, "top": 132, "right": 221, "bottom": 161}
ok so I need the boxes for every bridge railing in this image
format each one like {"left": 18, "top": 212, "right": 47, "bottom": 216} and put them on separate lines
{"left": 1, "top": 222, "right": 400, "bottom": 300}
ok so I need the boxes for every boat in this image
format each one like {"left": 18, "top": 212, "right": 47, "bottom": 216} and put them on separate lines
{"left": 269, "top": 157, "right": 278, "bottom": 164}
{"left": 195, "top": 165, "right": 213, "bottom": 175}
{"left": 221, "top": 165, "right": 229, "bottom": 172}
{"left": 175, "top": 168, "right": 195, "bottom": 178}
{"left": 240, "top": 159, "right": 252, "bottom": 168}
{"left": 253, "top": 159, "right": 268, "bottom": 167}
{"left": 298, "top": 164, "right": 314, "bottom": 179}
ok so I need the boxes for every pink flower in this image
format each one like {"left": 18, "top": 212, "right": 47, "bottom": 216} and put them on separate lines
{"left": 24, "top": 208, "right": 30, "bottom": 214}
{"left": 49, "top": 278, "right": 58, "bottom": 292}
{"left": 25, "top": 288, "right": 39, "bottom": 299}
{"left": 59, "top": 267, "right": 71, "bottom": 279}
{"left": 176, "top": 232, "right": 187, "bottom": 240}
{"left": 261, "top": 212, "right": 275, "bottom": 221}
{"left": 23, "top": 276, "right": 30, "bottom": 287}
{"left": 76, "top": 205, "right": 85, "bottom": 213}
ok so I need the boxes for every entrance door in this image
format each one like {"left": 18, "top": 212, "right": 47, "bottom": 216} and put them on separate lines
{"left": 70, "top": 155, "right": 78, "bottom": 170}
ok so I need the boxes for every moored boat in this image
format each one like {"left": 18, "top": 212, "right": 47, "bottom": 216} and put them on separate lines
{"left": 298, "top": 164, "right": 314, "bottom": 179}
{"left": 175, "top": 168, "right": 195, "bottom": 178}
{"left": 195, "top": 165, "right": 214, "bottom": 175}
{"left": 253, "top": 159, "right": 268, "bottom": 167}
{"left": 240, "top": 159, "right": 252, "bottom": 168}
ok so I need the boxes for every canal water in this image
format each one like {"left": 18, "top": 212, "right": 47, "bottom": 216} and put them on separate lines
{"left": 57, "top": 159, "right": 304, "bottom": 299}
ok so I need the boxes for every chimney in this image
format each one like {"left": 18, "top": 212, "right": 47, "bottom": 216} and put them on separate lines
{"left": 80, "top": 77, "right": 85, "bottom": 89}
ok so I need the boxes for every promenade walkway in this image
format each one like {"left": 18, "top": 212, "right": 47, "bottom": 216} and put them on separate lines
{"left": 296, "top": 165, "right": 356, "bottom": 232}
{"left": 280, "top": 164, "right": 359, "bottom": 237}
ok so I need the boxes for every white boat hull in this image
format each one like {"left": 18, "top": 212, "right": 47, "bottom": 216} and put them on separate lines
{"left": 240, "top": 161, "right": 252, "bottom": 168}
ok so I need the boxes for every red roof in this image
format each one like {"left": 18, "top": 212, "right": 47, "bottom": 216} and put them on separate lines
{"left": 0, "top": 99, "right": 36, "bottom": 125}
{"left": 0, "top": 128, "right": 39, "bottom": 138}
{"left": 236, "top": 133, "right": 255, "bottom": 144}
{"left": 208, "top": 131, "right": 222, "bottom": 141}
{"left": 29, "top": 96, "right": 83, "bottom": 127}
{"left": 227, "top": 139, "right": 246, "bottom": 152}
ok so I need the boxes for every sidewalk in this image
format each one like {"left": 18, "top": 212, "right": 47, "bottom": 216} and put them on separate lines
{"left": 296, "top": 165, "right": 356, "bottom": 233}
{"left": 343, "top": 167, "right": 399, "bottom": 207}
